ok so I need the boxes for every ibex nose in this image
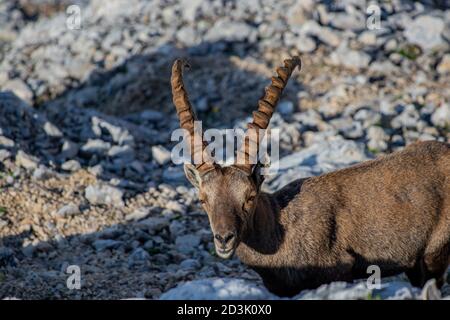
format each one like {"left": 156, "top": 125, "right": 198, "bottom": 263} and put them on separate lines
{"left": 214, "top": 232, "right": 235, "bottom": 247}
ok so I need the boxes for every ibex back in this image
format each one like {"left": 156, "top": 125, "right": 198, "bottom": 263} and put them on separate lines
{"left": 171, "top": 57, "right": 450, "bottom": 296}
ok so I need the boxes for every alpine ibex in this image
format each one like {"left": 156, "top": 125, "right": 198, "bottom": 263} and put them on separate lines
{"left": 171, "top": 57, "right": 450, "bottom": 296}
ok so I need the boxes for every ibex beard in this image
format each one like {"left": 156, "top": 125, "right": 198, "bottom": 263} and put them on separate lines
{"left": 171, "top": 56, "right": 450, "bottom": 296}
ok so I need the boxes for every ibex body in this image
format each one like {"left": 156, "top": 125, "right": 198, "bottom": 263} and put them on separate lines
{"left": 171, "top": 57, "right": 450, "bottom": 296}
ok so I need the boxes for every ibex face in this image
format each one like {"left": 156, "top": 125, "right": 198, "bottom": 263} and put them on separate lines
{"left": 171, "top": 57, "right": 301, "bottom": 259}
{"left": 184, "top": 164, "right": 263, "bottom": 258}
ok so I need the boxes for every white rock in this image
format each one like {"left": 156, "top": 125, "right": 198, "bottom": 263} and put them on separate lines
{"left": 85, "top": 184, "right": 124, "bottom": 207}
{"left": 404, "top": 15, "right": 445, "bottom": 50}
{"left": 56, "top": 203, "right": 81, "bottom": 217}
{"left": 437, "top": 54, "right": 450, "bottom": 74}
{"left": 0, "top": 149, "right": 11, "bottom": 161}
{"left": 160, "top": 278, "right": 276, "bottom": 300}
{"left": 43, "top": 121, "right": 63, "bottom": 138}
{"left": 81, "top": 139, "right": 111, "bottom": 155}
{"left": 61, "top": 160, "right": 81, "bottom": 172}
{"left": 431, "top": 103, "right": 450, "bottom": 128}
{"left": 0, "top": 136, "right": 15, "bottom": 148}
{"left": 125, "top": 207, "right": 152, "bottom": 221}
{"left": 15, "top": 150, "right": 39, "bottom": 170}
{"left": 2, "top": 79, "right": 33, "bottom": 105}
{"left": 152, "top": 145, "right": 171, "bottom": 165}
{"left": 205, "top": 19, "right": 256, "bottom": 42}
{"left": 330, "top": 44, "right": 371, "bottom": 69}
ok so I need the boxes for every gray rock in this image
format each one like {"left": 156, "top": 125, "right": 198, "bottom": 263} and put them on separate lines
{"left": 404, "top": 15, "right": 445, "bottom": 50}
{"left": 180, "top": 259, "right": 201, "bottom": 271}
{"left": 93, "top": 239, "right": 123, "bottom": 251}
{"left": 85, "top": 184, "right": 124, "bottom": 207}
{"left": 278, "top": 101, "right": 295, "bottom": 116}
{"left": 431, "top": 104, "right": 450, "bottom": 128}
{"left": 176, "top": 234, "right": 201, "bottom": 254}
{"left": 56, "top": 203, "right": 81, "bottom": 217}
{"left": 152, "top": 145, "right": 171, "bottom": 165}
{"left": 140, "top": 110, "right": 164, "bottom": 122}
{"left": 60, "top": 140, "right": 79, "bottom": 159}
{"left": 15, "top": 150, "right": 39, "bottom": 170}
{"left": 137, "top": 216, "right": 169, "bottom": 234}
{"left": 128, "top": 248, "right": 151, "bottom": 268}
{"left": 33, "top": 166, "right": 56, "bottom": 181}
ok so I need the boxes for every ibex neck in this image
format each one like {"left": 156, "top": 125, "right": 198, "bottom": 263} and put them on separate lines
{"left": 237, "top": 193, "right": 284, "bottom": 257}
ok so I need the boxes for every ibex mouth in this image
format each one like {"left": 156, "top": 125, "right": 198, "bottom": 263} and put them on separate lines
{"left": 216, "top": 247, "right": 235, "bottom": 259}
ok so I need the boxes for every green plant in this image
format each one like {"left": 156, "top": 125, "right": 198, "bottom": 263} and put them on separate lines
{"left": 366, "top": 292, "right": 382, "bottom": 300}
{"left": 397, "top": 44, "right": 422, "bottom": 61}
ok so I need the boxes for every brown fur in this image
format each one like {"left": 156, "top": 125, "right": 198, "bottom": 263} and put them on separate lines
{"left": 185, "top": 140, "right": 450, "bottom": 296}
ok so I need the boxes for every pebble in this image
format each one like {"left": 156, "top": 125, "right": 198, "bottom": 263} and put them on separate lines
{"left": 43, "top": 121, "right": 63, "bottom": 138}
{"left": 404, "top": 15, "right": 445, "bottom": 50}
{"left": 128, "top": 248, "right": 151, "bottom": 268}
{"left": 431, "top": 104, "right": 450, "bottom": 128}
{"left": 56, "top": 203, "right": 81, "bottom": 217}
{"left": 175, "top": 234, "right": 201, "bottom": 254}
{"left": 15, "top": 150, "right": 39, "bottom": 170}
{"left": 125, "top": 207, "right": 152, "bottom": 221}
{"left": 85, "top": 184, "right": 124, "bottom": 207}
{"left": 2, "top": 79, "right": 33, "bottom": 105}
{"left": 152, "top": 145, "right": 172, "bottom": 166}
{"left": 93, "top": 240, "right": 123, "bottom": 252}
{"left": 61, "top": 160, "right": 81, "bottom": 172}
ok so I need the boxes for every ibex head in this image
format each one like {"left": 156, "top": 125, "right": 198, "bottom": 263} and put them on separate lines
{"left": 171, "top": 57, "right": 301, "bottom": 258}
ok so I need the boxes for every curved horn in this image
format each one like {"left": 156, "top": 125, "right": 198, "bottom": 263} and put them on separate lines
{"left": 234, "top": 56, "right": 301, "bottom": 175}
{"left": 171, "top": 59, "right": 216, "bottom": 174}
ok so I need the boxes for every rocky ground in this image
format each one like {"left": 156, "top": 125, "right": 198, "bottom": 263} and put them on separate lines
{"left": 0, "top": 0, "right": 449, "bottom": 299}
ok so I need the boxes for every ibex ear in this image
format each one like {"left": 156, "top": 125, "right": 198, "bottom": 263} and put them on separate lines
{"left": 184, "top": 163, "right": 202, "bottom": 189}
{"left": 251, "top": 162, "right": 265, "bottom": 189}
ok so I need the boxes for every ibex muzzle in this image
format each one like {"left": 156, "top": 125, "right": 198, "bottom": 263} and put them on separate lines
{"left": 171, "top": 56, "right": 450, "bottom": 296}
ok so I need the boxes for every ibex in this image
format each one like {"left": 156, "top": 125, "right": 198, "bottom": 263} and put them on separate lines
{"left": 171, "top": 56, "right": 450, "bottom": 296}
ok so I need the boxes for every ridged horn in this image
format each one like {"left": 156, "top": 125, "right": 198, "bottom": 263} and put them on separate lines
{"left": 234, "top": 56, "right": 301, "bottom": 175}
{"left": 171, "top": 59, "right": 216, "bottom": 174}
